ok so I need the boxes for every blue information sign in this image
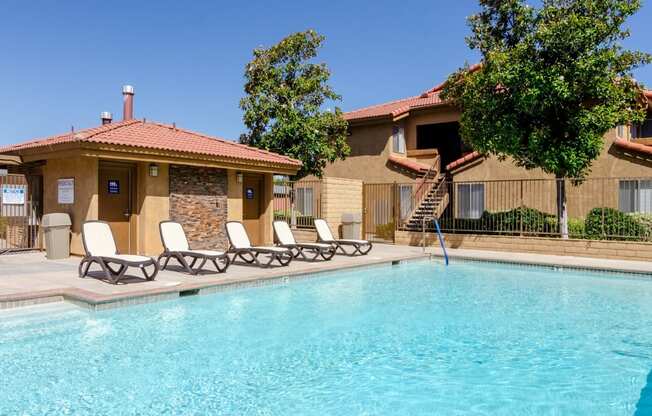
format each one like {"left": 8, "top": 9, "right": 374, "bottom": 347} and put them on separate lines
{"left": 108, "top": 180, "right": 120, "bottom": 194}
{"left": 246, "top": 187, "right": 254, "bottom": 199}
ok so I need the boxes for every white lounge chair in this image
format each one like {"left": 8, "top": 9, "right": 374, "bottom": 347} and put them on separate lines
{"left": 273, "top": 220, "right": 335, "bottom": 261}
{"left": 225, "top": 221, "right": 293, "bottom": 267}
{"left": 157, "top": 221, "right": 229, "bottom": 275}
{"left": 314, "top": 218, "right": 372, "bottom": 256}
{"left": 79, "top": 221, "right": 159, "bottom": 284}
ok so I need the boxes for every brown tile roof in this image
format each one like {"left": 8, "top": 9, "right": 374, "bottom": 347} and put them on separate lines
{"left": 614, "top": 138, "right": 652, "bottom": 156}
{"left": 388, "top": 155, "right": 430, "bottom": 173}
{"left": 0, "top": 120, "right": 301, "bottom": 168}
{"left": 445, "top": 151, "right": 483, "bottom": 171}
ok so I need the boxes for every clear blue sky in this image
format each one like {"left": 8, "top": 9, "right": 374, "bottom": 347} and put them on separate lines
{"left": 0, "top": 0, "right": 650, "bottom": 146}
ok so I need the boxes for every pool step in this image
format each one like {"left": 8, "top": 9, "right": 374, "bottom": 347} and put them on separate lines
{"left": 0, "top": 302, "right": 88, "bottom": 341}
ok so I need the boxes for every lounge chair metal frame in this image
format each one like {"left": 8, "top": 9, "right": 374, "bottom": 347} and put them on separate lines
{"left": 273, "top": 220, "right": 335, "bottom": 261}
{"left": 226, "top": 221, "right": 293, "bottom": 268}
{"left": 157, "top": 221, "right": 230, "bottom": 275}
{"left": 314, "top": 219, "right": 373, "bottom": 256}
{"left": 79, "top": 220, "right": 159, "bottom": 284}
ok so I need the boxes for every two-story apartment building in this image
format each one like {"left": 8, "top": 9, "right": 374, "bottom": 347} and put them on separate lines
{"left": 325, "top": 73, "right": 652, "bottom": 233}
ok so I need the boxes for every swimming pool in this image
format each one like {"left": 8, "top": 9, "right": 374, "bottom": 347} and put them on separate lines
{"left": 2, "top": 260, "right": 652, "bottom": 415}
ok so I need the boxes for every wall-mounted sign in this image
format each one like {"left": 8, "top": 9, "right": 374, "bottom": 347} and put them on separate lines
{"left": 108, "top": 179, "right": 120, "bottom": 194}
{"left": 246, "top": 187, "right": 254, "bottom": 199}
{"left": 57, "top": 178, "right": 74, "bottom": 204}
{"left": 1, "top": 185, "right": 26, "bottom": 205}
{"left": 0, "top": 168, "right": 8, "bottom": 176}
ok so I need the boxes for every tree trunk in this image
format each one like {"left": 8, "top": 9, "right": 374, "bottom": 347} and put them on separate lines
{"left": 556, "top": 176, "right": 568, "bottom": 239}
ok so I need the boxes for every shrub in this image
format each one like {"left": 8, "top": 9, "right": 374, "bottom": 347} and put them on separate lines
{"left": 568, "top": 218, "right": 585, "bottom": 238}
{"left": 375, "top": 221, "right": 395, "bottom": 240}
{"left": 584, "top": 208, "right": 649, "bottom": 240}
{"left": 441, "top": 207, "right": 557, "bottom": 235}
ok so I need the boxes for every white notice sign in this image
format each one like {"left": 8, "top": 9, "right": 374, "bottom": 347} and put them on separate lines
{"left": 57, "top": 178, "right": 74, "bottom": 204}
{"left": 1, "top": 185, "right": 26, "bottom": 205}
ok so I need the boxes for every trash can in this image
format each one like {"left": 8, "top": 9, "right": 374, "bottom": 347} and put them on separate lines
{"left": 42, "top": 213, "right": 72, "bottom": 259}
{"left": 342, "top": 212, "right": 362, "bottom": 240}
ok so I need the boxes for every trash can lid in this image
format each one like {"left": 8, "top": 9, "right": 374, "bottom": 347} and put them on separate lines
{"left": 342, "top": 212, "right": 362, "bottom": 223}
{"left": 42, "top": 213, "right": 72, "bottom": 227}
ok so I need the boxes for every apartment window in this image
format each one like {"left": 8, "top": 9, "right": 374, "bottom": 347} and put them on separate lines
{"left": 631, "top": 119, "right": 652, "bottom": 140}
{"left": 392, "top": 126, "right": 406, "bottom": 154}
{"left": 398, "top": 185, "right": 413, "bottom": 221}
{"left": 295, "top": 187, "right": 314, "bottom": 216}
{"left": 457, "top": 183, "right": 484, "bottom": 219}
{"left": 619, "top": 180, "right": 652, "bottom": 213}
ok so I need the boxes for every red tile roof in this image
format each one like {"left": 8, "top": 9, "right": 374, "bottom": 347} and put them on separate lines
{"left": 345, "top": 61, "right": 651, "bottom": 123}
{"left": 388, "top": 155, "right": 430, "bottom": 173}
{"left": 0, "top": 120, "right": 301, "bottom": 168}
{"left": 613, "top": 138, "right": 652, "bottom": 156}
{"left": 344, "top": 92, "right": 446, "bottom": 122}
{"left": 445, "top": 151, "right": 483, "bottom": 171}
{"left": 344, "top": 64, "right": 483, "bottom": 123}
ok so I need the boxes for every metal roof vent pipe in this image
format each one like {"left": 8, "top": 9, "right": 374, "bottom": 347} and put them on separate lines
{"left": 122, "top": 85, "right": 134, "bottom": 121}
{"left": 100, "top": 111, "right": 113, "bottom": 125}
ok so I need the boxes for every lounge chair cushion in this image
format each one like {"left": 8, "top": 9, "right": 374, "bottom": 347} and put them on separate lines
{"left": 187, "top": 249, "right": 226, "bottom": 257}
{"left": 314, "top": 219, "right": 335, "bottom": 241}
{"left": 273, "top": 221, "right": 297, "bottom": 245}
{"left": 160, "top": 222, "right": 190, "bottom": 252}
{"left": 335, "top": 239, "right": 369, "bottom": 245}
{"left": 297, "top": 242, "right": 332, "bottom": 249}
{"left": 109, "top": 254, "right": 155, "bottom": 263}
{"left": 226, "top": 222, "right": 252, "bottom": 249}
{"left": 83, "top": 222, "right": 117, "bottom": 257}
{"left": 255, "top": 246, "right": 290, "bottom": 253}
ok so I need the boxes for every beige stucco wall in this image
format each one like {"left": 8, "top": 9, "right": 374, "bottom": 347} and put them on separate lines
{"left": 227, "top": 169, "right": 243, "bottom": 222}
{"left": 42, "top": 156, "right": 99, "bottom": 255}
{"left": 320, "top": 177, "right": 363, "bottom": 239}
{"left": 404, "top": 107, "right": 460, "bottom": 150}
{"left": 395, "top": 231, "right": 652, "bottom": 262}
{"left": 135, "top": 162, "right": 169, "bottom": 256}
{"left": 323, "top": 122, "right": 414, "bottom": 183}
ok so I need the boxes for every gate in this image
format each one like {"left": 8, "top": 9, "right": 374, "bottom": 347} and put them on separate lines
{"left": 363, "top": 183, "right": 397, "bottom": 242}
{"left": 0, "top": 174, "right": 40, "bottom": 253}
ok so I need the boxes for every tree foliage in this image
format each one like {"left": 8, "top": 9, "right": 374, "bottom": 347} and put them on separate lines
{"left": 240, "top": 30, "right": 349, "bottom": 178}
{"left": 442, "top": 0, "right": 650, "bottom": 180}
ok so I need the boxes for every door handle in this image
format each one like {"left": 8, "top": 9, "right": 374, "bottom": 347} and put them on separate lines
{"left": 123, "top": 210, "right": 130, "bottom": 218}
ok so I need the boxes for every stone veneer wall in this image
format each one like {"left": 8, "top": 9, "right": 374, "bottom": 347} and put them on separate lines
{"left": 169, "top": 165, "right": 228, "bottom": 250}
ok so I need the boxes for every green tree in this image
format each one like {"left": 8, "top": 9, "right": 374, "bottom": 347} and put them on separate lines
{"left": 240, "top": 30, "right": 350, "bottom": 178}
{"left": 442, "top": 0, "right": 650, "bottom": 237}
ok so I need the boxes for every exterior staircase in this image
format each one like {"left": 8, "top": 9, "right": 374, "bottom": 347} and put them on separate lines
{"left": 400, "top": 156, "right": 450, "bottom": 232}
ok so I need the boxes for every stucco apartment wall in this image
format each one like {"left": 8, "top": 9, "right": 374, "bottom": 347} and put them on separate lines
{"left": 42, "top": 156, "right": 99, "bottom": 255}
{"left": 323, "top": 122, "right": 413, "bottom": 183}
{"left": 404, "top": 107, "right": 459, "bottom": 151}
{"left": 395, "top": 231, "right": 652, "bottom": 262}
{"left": 451, "top": 130, "right": 652, "bottom": 219}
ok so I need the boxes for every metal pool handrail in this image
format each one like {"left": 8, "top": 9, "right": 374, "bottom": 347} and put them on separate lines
{"left": 422, "top": 216, "right": 449, "bottom": 266}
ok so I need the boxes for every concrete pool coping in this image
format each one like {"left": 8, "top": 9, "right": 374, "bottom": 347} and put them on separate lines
{"left": 1, "top": 244, "right": 651, "bottom": 311}
{"left": 0, "top": 244, "right": 430, "bottom": 311}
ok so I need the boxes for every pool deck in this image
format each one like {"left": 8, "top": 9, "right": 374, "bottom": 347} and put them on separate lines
{"left": 0, "top": 244, "right": 429, "bottom": 310}
{"left": 1, "top": 244, "right": 651, "bottom": 310}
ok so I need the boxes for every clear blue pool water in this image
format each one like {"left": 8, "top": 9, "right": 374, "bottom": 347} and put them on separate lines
{"left": 2, "top": 260, "right": 652, "bottom": 415}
